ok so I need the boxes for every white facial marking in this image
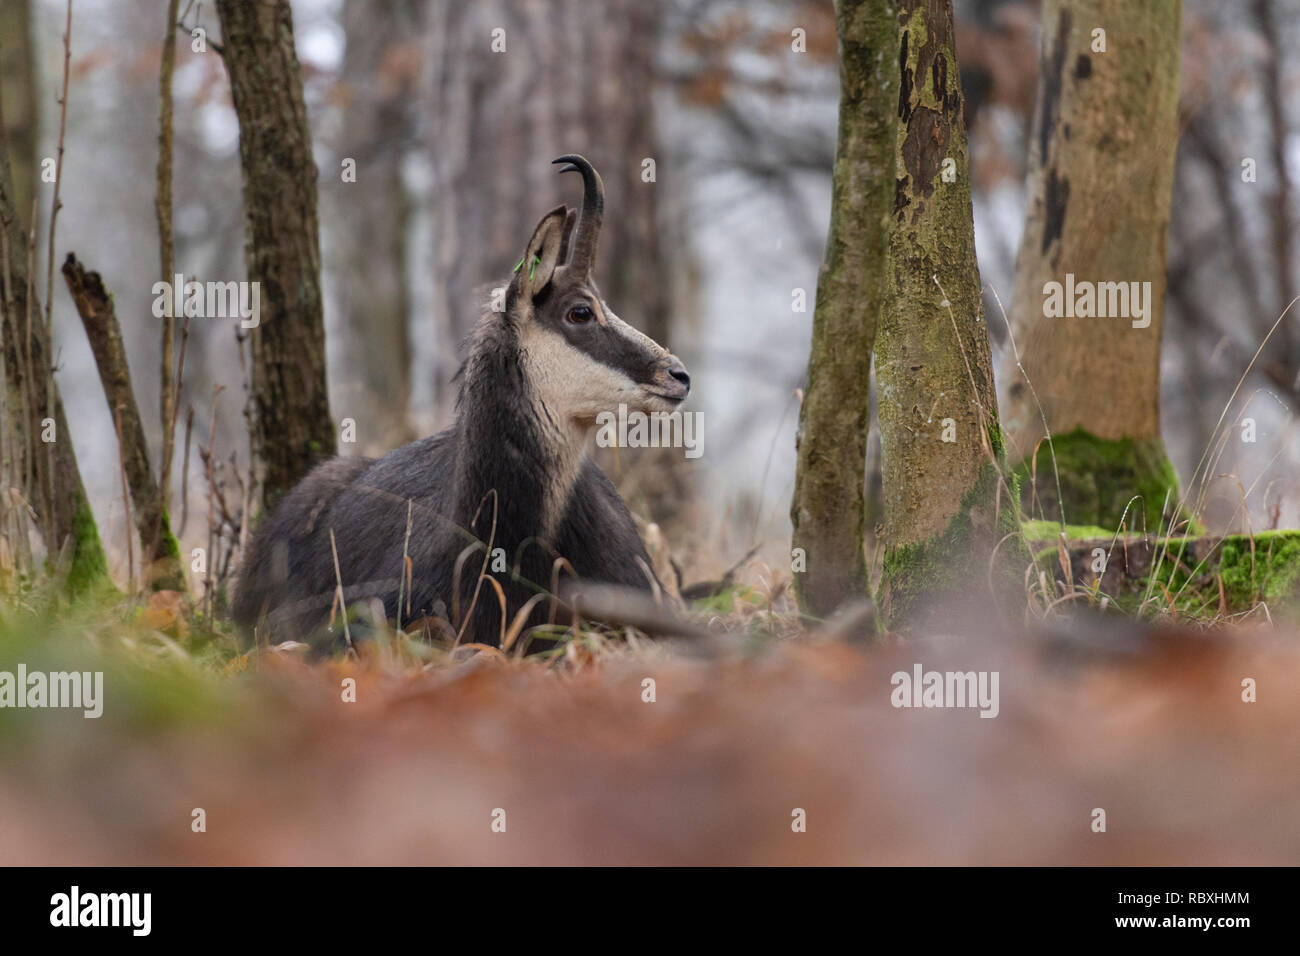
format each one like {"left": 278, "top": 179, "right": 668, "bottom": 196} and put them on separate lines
{"left": 518, "top": 313, "right": 672, "bottom": 534}
{"left": 520, "top": 318, "right": 670, "bottom": 427}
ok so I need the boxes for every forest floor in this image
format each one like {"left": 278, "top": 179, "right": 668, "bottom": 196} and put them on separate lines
{"left": 1, "top": 570, "right": 1297, "bottom": 866}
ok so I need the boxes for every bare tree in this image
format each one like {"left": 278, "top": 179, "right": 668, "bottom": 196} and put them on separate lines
{"left": 326, "top": 0, "right": 425, "bottom": 450}
{"left": 216, "top": 0, "right": 336, "bottom": 512}
{"left": 0, "top": 140, "right": 107, "bottom": 591}
{"left": 0, "top": 3, "right": 109, "bottom": 592}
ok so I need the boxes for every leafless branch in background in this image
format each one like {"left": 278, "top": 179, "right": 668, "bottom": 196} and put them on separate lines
{"left": 41, "top": 0, "right": 72, "bottom": 538}
{"left": 155, "top": 0, "right": 182, "bottom": 562}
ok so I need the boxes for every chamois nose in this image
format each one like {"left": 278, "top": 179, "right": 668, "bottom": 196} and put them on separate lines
{"left": 666, "top": 357, "right": 691, "bottom": 396}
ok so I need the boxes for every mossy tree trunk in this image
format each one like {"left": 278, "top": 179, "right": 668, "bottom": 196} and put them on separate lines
{"left": 63, "top": 255, "right": 184, "bottom": 590}
{"left": 0, "top": 140, "right": 108, "bottom": 593}
{"left": 216, "top": 0, "right": 336, "bottom": 513}
{"left": 791, "top": 0, "right": 899, "bottom": 621}
{"left": 874, "top": 0, "right": 1019, "bottom": 632}
{"left": 1002, "top": 0, "right": 1183, "bottom": 532}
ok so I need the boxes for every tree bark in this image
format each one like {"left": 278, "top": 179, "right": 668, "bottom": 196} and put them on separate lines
{"left": 427, "top": 0, "right": 672, "bottom": 411}
{"left": 217, "top": 0, "right": 335, "bottom": 513}
{"left": 63, "top": 254, "right": 183, "bottom": 590}
{"left": 1002, "top": 0, "right": 1183, "bottom": 531}
{"left": 1252, "top": 0, "right": 1298, "bottom": 378}
{"left": 874, "top": 0, "right": 1020, "bottom": 631}
{"left": 0, "top": 144, "right": 107, "bottom": 591}
{"left": 425, "top": 0, "right": 683, "bottom": 523}
{"left": 790, "top": 0, "right": 899, "bottom": 620}
{"left": 327, "top": 0, "right": 422, "bottom": 450}
{"left": 155, "top": 0, "right": 181, "bottom": 561}
{"left": 0, "top": 0, "right": 37, "bottom": 231}
{"left": 0, "top": 0, "right": 38, "bottom": 574}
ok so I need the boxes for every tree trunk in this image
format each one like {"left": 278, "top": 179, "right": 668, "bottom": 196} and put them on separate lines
{"left": 326, "top": 0, "right": 423, "bottom": 451}
{"left": 0, "top": 0, "right": 36, "bottom": 231}
{"left": 217, "top": 0, "right": 335, "bottom": 513}
{"left": 874, "top": 0, "right": 1020, "bottom": 632}
{"left": 0, "top": 146, "right": 107, "bottom": 592}
{"left": 63, "top": 255, "right": 183, "bottom": 590}
{"left": 1253, "top": 0, "right": 1298, "bottom": 377}
{"left": 1002, "top": 0, "right": 1183, "bottom": 532}
{"left": 155, "top": 0, "right": 182, "bottom": 568}
{"left": 425, "top": 0, "right": 683, "bottom": 523}
{"left": 426, "top": 0, "right": 671, "bottom": 413}
{"left": 790, "top": 0, "right": 899, "bottom": 621}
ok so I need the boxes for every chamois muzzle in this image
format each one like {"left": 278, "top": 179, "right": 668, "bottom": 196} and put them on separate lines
{"left": 660, "top": 356, "right": 691, "bottom": 401}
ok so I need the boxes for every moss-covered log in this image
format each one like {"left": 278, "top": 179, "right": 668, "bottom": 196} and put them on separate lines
{"left": 1002, "top": 0, "right": 1183, "bottom": 530}
{"left": 791, "top": 0, "right": 899, "bottom": 620}
{"left": 1026, "top": 525, "right": 1300, "bottom": 620}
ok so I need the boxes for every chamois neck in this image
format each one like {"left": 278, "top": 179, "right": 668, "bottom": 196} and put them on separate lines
{"left": 452, "top": 326, "right": 588, "bottom": 543}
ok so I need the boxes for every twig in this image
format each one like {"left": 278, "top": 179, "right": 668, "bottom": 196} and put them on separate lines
{"left": 204, "top": 384, "right": 223, "bottom": 621}
{"left": 0, "top": 201, "right": 12, "bottom": 478}
{"left": 21, "top": 197, "right": 36, "bottom": 505}
{"left": 113, "top": 404, "right": 134, "bottom": 594}
{"left": 397, "top": 498, "right": 412, "bottom": 629}
{"left": 179, "top": 404, "right": 193, "bottom": 537}
{"left": 329, "top": 527, "right": 353, "bottom": 651}
{"left": 176, "top": 1, "right": 225, "bottom": 58}
{"left": 235, "top": 326, "right": 254, "bottom": 559}
{"left": 454, "top": 490, "right": 499, "bottom": 644}
{"left": 42, "top": 0, "right": 73, "bottom": 538}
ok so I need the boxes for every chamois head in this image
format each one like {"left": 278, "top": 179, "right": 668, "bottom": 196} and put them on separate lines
{"left": 504, "top": 155, "right": 689, "bottom": 432}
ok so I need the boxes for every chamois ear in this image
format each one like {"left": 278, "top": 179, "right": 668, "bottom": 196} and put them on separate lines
{"left": 511, "top": 204, "right": 568, "bottom": 305}
{"left": 557, "top": 206, "right": 578, "bottom": 265}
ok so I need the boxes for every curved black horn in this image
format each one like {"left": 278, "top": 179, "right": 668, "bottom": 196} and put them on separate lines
{"left": 552, "top": 154, "right": 603, "bottom": 275}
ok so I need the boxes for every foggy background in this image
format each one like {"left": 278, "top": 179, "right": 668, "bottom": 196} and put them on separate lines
{"left": 10, "top": 0, "right": 1299, "bottom": 584}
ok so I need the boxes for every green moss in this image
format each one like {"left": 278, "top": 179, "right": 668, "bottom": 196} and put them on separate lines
{"left": 64, "top": 495, "right": 110, "bottom": 597}
{"left": 1021, "top": 519, "right": 1121, "bottom": 543}
{"left": 149, "top": 510, "right": 187, "bottom": 592}
{"left": 1217, "top": 530, "right": 1300, "bottom": 611}
{"left": 985, "top": 420, "right": 1008, "bottom": 462}
{"left": 879, "top": 460, "right": 1027, "bottom": 629}
{"left": 1142, "top": 532, "right": 1300, "bottom": 618}
{"left": 690, "top": 586, "right": 765, "bottom": 615}
{"left": 1014, "top": 427, "right": 1182, "bottom": 532}
{"left": 159, "top": 510, "right": 182, "bottom": 560}
{"left": 1035, "top": 528, "right": 1300, "bottom": 618}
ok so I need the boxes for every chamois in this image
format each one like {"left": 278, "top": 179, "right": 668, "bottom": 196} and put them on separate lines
{"left": 231, "top": 155, "right": 691, "bottom": 649}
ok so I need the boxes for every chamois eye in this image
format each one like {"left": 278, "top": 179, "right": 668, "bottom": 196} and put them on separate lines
{"left": 566, "top": 304, "right": 594, "bottom": 325}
